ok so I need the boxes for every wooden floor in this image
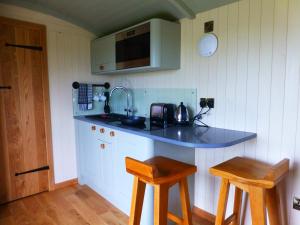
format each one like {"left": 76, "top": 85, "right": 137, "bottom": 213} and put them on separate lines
{"left": 0, "top": 185, "right": 212, "bottom": 225}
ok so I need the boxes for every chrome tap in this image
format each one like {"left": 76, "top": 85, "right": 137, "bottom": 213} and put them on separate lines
{"left": 109, "top": 86, "right": 132, "bottom": 117}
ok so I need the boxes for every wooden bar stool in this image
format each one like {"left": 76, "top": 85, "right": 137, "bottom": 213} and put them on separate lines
{"left": 209, "top": 157, "right": 289, "bottom": 225}
{"left": 125, "top": 156, "right": 197, "bottom": 225}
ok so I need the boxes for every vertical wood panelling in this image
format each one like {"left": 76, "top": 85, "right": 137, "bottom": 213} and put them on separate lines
{"left": 267, "top": 0, "right": 288, "bottom": 164}
{"left": 255, "top": 0, "right": 274, "bottom": 162}
{"left": 281, "top": 0, "right": 300, "bottom": 165}
{"left": 224, "top": 3, "right": 238, "bottom": 131}
{"left": 205, "top": 9, "right": 219, "bottom": 128}
{"left": 193, "top": 11, "right": 209, "bottom": 212}
{"left": 234, "top": 0, "right": 249, "bottom": 132}
{"left": 48, "top": 32, "right": 101, "bottom": 183}
{"left": 204, "top": 9, "right": 220, "bottom": 214}
{"left": 108, "top": 0, "right": 300, "bottom": 224}
{"left": 215, "top": 7, "right": 228, "bottom": 130}
{"left": 287, "top": 0, "right": 300, "bottom": 222}
{"left": 243, "top": 0, "right": 261, "bottom": 159}
{"left": 230, "top": 5, "right": 250, "bottom": 213}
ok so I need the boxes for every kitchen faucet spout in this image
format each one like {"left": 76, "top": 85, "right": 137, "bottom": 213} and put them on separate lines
{"left": 109, "top": 86, "right": 131, "bottom": 117}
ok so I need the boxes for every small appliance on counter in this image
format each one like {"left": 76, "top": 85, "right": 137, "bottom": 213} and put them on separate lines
{"left": 175, "top": 102, "right": 190, "bottom": 126}
{"left": 150, "top": 103, "right": 176, "bottom": 128}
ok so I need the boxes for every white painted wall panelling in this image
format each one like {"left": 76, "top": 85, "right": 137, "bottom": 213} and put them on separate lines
{"left": 109, "top": 0, "right": 300, "bottom": 224}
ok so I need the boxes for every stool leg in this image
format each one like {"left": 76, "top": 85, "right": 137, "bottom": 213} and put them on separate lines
{"left": 154, "top": 184, "right": 169, "bottom": 225}
{"left": 215, "top": 178, "right": 230, "bottom": 225}
{"left": 249, "top": 186, "right": 267, "bottom": 225}
{"left": 232, "top": 187, "right": 243, "bottom": 225}
{"left": 129, "top": 177, "right": 146, "bottom": 225}
{"left": 266, "top": 187, "right": 281, "bottom": 225}
{"left": 179, "top": 178, "right": 193, "bottom": 225}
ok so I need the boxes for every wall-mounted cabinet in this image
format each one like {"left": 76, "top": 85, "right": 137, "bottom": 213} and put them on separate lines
{"left": 91, "top": 18, "right": 181, "bottom": 75}
{"left": 91, "top": 35, "right": 115, "bottom": 73}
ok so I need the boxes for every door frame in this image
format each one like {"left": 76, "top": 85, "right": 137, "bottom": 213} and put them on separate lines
{"left": 0, "top": 16, "right": 55, "bottom": 191}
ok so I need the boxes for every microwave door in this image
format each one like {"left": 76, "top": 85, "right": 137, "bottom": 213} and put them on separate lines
{"left": 115, "top": 23, "right": 150, "bottom": 70}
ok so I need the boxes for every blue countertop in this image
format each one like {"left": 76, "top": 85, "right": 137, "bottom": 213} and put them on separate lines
{"left": 74, "top": 116, "right": 257, "bottom": 148}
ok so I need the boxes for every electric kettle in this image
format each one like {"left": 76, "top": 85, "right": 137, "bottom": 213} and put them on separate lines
{"left": 175, "top": 102, "right": 189, "bottom": 125}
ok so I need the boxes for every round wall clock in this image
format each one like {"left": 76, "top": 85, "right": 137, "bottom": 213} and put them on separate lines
{"left": 197, "top": 33, "right": 218, "bottom": 57}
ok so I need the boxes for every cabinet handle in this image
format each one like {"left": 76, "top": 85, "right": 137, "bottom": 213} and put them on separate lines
{"left": 99, "top": 128, "right": 105, "bottom": 133}
{"left": 110, "top": 131, "right": 115, "bottom": 137}
{"left": 91, "top": 126, "right": 96, "bottom": 131}
{"left": 100, "top": 144, "right": 105, "bottom": 149}
{"left": 99, "top": 65, "right": 104, "bottom": 70}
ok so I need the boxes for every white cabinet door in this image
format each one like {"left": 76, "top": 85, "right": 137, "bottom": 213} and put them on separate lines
{"left": 113, "top": 130, "right": 154, "bottom": 215}
{"left": 91, "top": 35, "right": 116, "bottom": 73}
{"left": 76, "top": 121, "right": 100, "bottom": 190}
{"left": 97, "top": 140, "right": 114, "bottom": 200}
{"left": 76, "top": 120, "right": 86, "bottom": 183}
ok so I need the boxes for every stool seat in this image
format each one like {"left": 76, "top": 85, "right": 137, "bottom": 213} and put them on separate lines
{"left": 126, "top": 156, "right": 197, "bottom": 225}
{"left": 210, "top": 157, "right": 289, "bottom": 188}
{"left": 126, "top": 156, "right": 197, "bottom": 184}
{"left": 210, "top": 157, "right": 289, "bottom": 225}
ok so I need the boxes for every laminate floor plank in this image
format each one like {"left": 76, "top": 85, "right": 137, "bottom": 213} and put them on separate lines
{"left": 41, "top": 189, "right": 89, "bottom": 225}
{"left": 0, "top": 216, "right": 16, "bottom": 225}
{"left": 22, "top": 196, "right": 56, "bottom": 225}
{"left": 0, "top": 204, "right": 11, "bottom": 219}
{"left": 0, "top": 185, "right": 212, "bottom": 225}
{"left": 66, "top": 194, "right": 108, "bottom": 224}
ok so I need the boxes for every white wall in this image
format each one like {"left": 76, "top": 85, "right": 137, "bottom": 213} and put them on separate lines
{"left": 0, "top": 3, "right": 108, "bottom": 183}
{"left": 109, "top": 0, "right": 300, "bottom": 224}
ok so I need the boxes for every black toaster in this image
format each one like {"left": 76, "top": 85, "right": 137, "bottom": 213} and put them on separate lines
{"left": 150, "top": 103, "right": 176, "bottom": 128}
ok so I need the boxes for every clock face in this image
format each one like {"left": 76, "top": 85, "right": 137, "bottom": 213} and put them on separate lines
{"left": 198, "top": 33, "right": 218, "bottom": 57}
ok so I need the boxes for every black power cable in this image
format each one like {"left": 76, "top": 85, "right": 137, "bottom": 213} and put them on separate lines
{"left": 193, "top": 107, "right": 211, "bottom": 127}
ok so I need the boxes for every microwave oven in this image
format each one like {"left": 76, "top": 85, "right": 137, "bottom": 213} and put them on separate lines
{"left": 115, "top": 22, "right": 151, "bottom": 70}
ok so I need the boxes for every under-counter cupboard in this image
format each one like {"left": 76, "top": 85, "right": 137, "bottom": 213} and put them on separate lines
{"left": 75, "top": 119, "right": 196, "bottom": 225}
{"left": 76, "top": 120, "right": 154, "bottom": 224}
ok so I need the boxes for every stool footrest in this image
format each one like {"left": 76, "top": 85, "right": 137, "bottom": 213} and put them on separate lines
{"left": 167, "top": 212, "right": 184, "bottom": 225}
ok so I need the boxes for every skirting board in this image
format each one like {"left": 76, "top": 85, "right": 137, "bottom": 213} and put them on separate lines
{"left": 53, "top": 178, "right": 78, "bottom": 190}
{"left": 192, "top": 206, "right": 216, "bottom": 224}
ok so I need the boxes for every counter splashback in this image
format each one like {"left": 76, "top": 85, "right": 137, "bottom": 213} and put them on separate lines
{"left": 73, "top": 88, "right": 197, "bottom": 118}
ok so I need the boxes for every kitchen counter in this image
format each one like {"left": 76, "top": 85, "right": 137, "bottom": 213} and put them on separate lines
{"left": 74, "top": 116, "right": 257, "bottom": 148}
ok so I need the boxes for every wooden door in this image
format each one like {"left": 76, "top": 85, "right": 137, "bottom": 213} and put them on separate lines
{"left": 0, "top": 17, "right": 53, "bottom": 203}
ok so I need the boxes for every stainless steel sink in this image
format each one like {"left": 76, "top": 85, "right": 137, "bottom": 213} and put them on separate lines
{"left": 85, "top": 113, "right": 127, "bottom": 122}
{"left": 121, "top": 116, "right": 146, "bottom": 126}
{"left": 85, "top": 114, "right": 146, "bottom": 128}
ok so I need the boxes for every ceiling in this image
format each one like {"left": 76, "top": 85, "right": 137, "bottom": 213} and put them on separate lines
{"left": 0, "top": 0, "right": 238, "bottom": 35}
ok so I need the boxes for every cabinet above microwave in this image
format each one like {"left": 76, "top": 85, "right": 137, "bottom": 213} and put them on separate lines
{"left": 91, "top": 19, "right": 181, "bottom": 75}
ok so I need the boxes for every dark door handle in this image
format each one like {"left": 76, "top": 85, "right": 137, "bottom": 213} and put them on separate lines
{"left": 0, "top": 86, "right": 12, "bottom": 90}
{"left": 15, "top": 165, "right": 49, "bottom": 176}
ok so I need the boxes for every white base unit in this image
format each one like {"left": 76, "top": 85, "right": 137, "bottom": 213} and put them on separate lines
{"left": 75, "top": 119, "right": 195, "bottom": 225}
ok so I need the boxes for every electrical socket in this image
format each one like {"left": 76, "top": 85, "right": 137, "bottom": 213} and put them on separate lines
{"left": 200, "top": 98, "right": 215, "bottom": 108}
{"left": 293, "top": 197, "right": 300, "bottom": 210}
{"left": 207, "top": 98, "right": 214, "bottom": 108}
{"left": 200, "top": 98, "right": 207, "bottom": 108}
